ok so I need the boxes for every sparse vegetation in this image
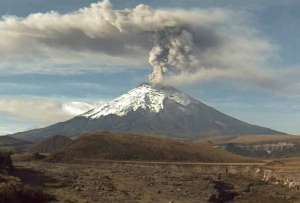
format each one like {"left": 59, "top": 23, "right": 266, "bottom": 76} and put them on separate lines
{"left": 0, "top": 151, "right": 53, "bottom": 203}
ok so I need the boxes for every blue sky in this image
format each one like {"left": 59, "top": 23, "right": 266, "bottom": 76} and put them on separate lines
{"left": 0, "top": 0, "right": 300, "bottom": 135}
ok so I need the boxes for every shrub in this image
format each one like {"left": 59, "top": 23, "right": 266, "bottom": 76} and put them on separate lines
{"left": 0, "top": 175, "right": 54, "bottom": 203}
{"left": 0, "top": 152, "right": 13, "bottom": 173}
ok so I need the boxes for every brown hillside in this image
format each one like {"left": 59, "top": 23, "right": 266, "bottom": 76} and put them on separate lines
{"left": 30, "top": 135, "right": 72, "bottom": 154}
{"left": 50, "top": 132, "right": 250, "bottom": 162}
{"left": 0, "top": 136, "right": 32, "bottom": 152}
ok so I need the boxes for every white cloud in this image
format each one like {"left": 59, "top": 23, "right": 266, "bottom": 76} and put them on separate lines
{"left": 0, "top": 129, "right": 12, "bottom": 136}
{"left": 0, "top": 98, "right": 100, "bottom": 124}
{"left": 62, "top": 101, "right": 95, "bottom": 115}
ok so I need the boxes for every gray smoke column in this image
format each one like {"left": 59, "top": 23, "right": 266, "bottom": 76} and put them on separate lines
{"left": 149, "top": 27, "right": 196, "bottom": 83}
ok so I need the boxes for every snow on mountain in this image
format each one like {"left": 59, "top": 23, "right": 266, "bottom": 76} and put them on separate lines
{"left": 83, "top": 83, "right": 195, "bottom": 119}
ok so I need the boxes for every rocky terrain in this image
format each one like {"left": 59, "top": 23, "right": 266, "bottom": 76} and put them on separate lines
{"left": 13, "top": 160, "right": 300, "bottom": 203}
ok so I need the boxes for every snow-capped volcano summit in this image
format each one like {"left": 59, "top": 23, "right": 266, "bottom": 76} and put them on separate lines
{"left": 11, "top": 84, "right": 282, "bottom": 141}
{"left": 83, "top": 83, "right": 194, "bottom": 119}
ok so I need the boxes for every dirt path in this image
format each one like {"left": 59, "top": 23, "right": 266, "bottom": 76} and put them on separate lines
{"left": 72, "top": 159, "right": 265, "bottom": 166}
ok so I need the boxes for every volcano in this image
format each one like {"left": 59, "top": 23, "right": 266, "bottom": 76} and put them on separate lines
{"left": 11, "top": 83, "right": 282, "bottom": 141}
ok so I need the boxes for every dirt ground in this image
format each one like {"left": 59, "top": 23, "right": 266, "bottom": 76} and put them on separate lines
{"left": 13, "top": 161, "right": 300, "bottom": 203}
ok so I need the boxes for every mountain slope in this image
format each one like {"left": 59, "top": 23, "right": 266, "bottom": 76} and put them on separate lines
{"left": 11, "top": 83, "right": 282, "bottom": 141}
{"left": 49, "top": 132, "right": 249, "bottom": 162}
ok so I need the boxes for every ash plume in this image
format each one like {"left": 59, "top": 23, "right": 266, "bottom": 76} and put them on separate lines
{"left": 149, "top": 27, "right": 196, "bottom": 83}
{"left": 0, "top": 0, "right": 276, "bottom": 87}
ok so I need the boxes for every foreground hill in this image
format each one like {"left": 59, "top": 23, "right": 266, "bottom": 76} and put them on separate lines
{"left": 10, "top": 84, "right": 282, "bottom": 142}
{"left": 30, "top": 135, "right": 72, "bottom": 154}
{"left": 49, "top": 132, "right": 249, "bottom": 162}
